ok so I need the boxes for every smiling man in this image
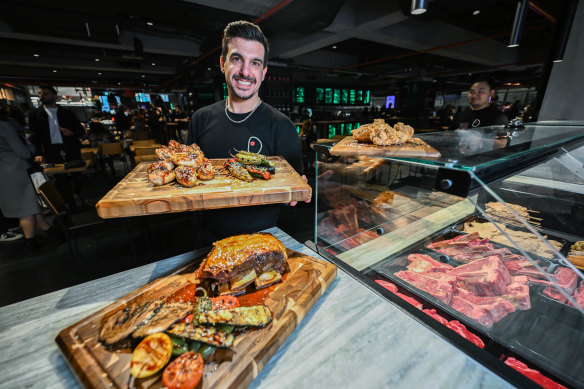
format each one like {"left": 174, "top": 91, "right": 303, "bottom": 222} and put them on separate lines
{"left": 449, "top": 76, "right": 509, "bottom": 130}
{"left": 187, "top": 20, "right": 306, "bottom": 247}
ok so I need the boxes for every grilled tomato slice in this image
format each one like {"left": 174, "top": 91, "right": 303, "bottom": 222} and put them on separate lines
{"left": 162, "top": 352, "right": 204, "bottom": 389}
{"left": 211, "top": 295, "right": 240, "bottom": 310}
{"left": 130, "top": 333, "right": 173, "bottom": 378}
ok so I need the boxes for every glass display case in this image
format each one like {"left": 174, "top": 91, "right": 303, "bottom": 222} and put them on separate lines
{"left": 310, "top": 122, "right": 584, "bottom": 388}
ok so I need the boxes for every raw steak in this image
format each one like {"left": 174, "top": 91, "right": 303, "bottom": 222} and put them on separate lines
{"left": 553, "top": 266, "right": 579, "bottom": 294}
{"left": 453, "top": 288, "right": 515, "bottom": 320}
{"left": 503, "top": 276, "right": 531, "bottom": 310}
{"left": 422, "top": 309, "right": 449, "bottom": 325}
{"left": 449, "top": 256, "right": 511, "bottom": 296}
{"left": 543, "top": 286, "right": 568, "bottom": 304}
{"left": 571, "top": 284, "right": 584, "bottom": 309}
{"left": 505, "top": 357, "right": 567, "bottom": 389}
{"left": 395, "top": 270, "right": 454, "bottom": 304}
{"left": 406, "top": 253, "right": 453, "bottom": 273}
{"left": 375, "top": 279, "right": 398, "bottom": 293}
{"left": 449, "top": 296, "right": 494, "bottom": 327}
{"left": 446, "top": 320, "right": 485, "bottom": 349}
{"left": 426, "top": 232, "right": 481, "bottom": 249}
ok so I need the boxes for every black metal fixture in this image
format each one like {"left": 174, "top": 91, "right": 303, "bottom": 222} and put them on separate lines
{"left": 508, "top": 0, "right": 529, "bottom": 47}
{"left": 411, "top": 0, "right": 428, "bottom": 15}
{"left": 552, "top": 0, "right": 578, "bottom": 62}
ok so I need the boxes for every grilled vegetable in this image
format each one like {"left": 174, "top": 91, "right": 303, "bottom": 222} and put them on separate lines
{"left": 198, "top": 344, "right": 216, "bottom": 360}
{"left": 210, "top": 296, "right": 240, "bottom": 310}
{"left": 235, "top": 150, "right": 275, "bottom": 168}
{"left": 167, "top": 323, "right": 235, "bottom": 348}
{"left": 245, "top": 165, "right": 271, "bottom": 180}
{"left": 169, "top": 334, "right": 190, "bottom": 356}
{"left": 197, "top": 305, "right": 272, "bottom": 327}
{"left": 230, "top": 268, "right": 257, "bottom": 291}
{"left": 130, "top": 333, "right": 173, "bottom": 378}
{"left": 162, "top": 352, "right": 204, "bottom": 389}
{"left": 224, "top": 158, "right": 253, "bottom": 182}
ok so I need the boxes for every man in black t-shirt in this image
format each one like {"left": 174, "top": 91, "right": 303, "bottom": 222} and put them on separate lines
{"left": 449, "top": 76, "right": 508, "bottom": 130}
{"left": 187, "top": 21, "right": 307, "bottom": 247}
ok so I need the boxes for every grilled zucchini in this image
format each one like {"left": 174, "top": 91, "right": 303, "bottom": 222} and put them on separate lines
{"left": 197, "top": 305, "right": 272, "bottom": 327}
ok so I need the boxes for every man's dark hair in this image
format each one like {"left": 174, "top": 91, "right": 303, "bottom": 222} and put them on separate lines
{"left": 39, "top": 86, "right": 58, "bottom": 95}
{"left": 471, "top": 76, "right": 495, "bottom": 91}
{"left": 221, "top": 21, "right": 269, "bottom": 68}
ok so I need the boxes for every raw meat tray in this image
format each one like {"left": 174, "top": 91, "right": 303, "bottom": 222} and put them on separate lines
{"left": 365, "top": 222, "right": 583, "bottom": 388}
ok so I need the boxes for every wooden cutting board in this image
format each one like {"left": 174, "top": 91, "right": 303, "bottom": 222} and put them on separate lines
{"left": 329, "top": 136, "right": 441, "bottom": 158}
{"left": 56, "top": 249, "right": 337, "bottom": 389}
{"left": 96, "top": 156, "right": 311, "bottom": 218}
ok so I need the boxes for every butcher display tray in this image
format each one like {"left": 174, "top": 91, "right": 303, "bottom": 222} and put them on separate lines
{"left": 55, "top": 249, "right": 337, "bottom": 389}
{"left": 508, "top": 312, "right": 584, "bottom": 388}
{"left": 328, "top": 136, "right": 441, "bottom": 158}
{"left": 96, "top": 157, "right": 312, "bottom": 218}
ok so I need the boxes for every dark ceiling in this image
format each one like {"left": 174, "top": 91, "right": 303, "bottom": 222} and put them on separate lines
{"left": 0, "top": 0, "right": 563, "bottom": 92}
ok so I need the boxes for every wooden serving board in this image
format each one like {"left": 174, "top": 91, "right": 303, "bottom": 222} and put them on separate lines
{"left": 96, "top": 156, "right": 311, "bottom": 218}
{"left": 329, "top": 136, "right": 441, "bottom": 158}
{"left": 56, "top": 249, "right": 337, "bottom": 389}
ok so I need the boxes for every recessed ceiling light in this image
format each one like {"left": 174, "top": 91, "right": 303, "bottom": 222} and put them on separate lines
{"left": 468, "top": 73, "right": 472, "bottom": 76}
{"left": 147, "top": 22, "right": 154, "bottom": 26}
{"left": 553, "top": 59, "right": 563, "bottom": 63}
{"left": 53, "top": 70, "right": 57, "bottom": 73}
{"left": 117, "top": 82, "right": 121, "bottom": 85}
{"left": 332, "top": 45, "right": 337, "bottom": 49}
{"left": 473, "top": 10, "right": 480, "bottom": 16}
{"left": 152, "top": 62, "right": 156, "bottom": 66}
{"left": 98, "top": 72, "right": 102, "bottom": 75}
{"left": 207, "top": 67, "right": 211, "bottom": 71}
{"left": 33, "top": 53, "right": 39, "bottom": 57}
{"left": 141, "top": 75, "right": 146, "bottom": 78}
{"left": 95, "top": 58, "right": 100, "bottom": 62}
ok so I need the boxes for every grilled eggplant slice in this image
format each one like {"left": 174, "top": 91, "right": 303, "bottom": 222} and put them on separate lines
{"left": 167, "top": 323, "right": 235, "bottom": 348}
{"left": 197, "top": 306, "right": 272, "bottom": 327}
{"left": 131, "top": 303, "right": 193, "bottom": 338}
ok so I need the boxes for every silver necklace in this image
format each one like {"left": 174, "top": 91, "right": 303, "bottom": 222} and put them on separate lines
{"left": 224, "top": 98, "right": 262, "bottom": 124}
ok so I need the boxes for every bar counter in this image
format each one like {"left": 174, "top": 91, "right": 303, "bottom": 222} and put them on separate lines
{"left": 0, "top": 228, "right": 512, "bottom": 388}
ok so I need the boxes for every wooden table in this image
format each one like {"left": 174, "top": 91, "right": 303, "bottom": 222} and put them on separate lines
{"left": 0, "top": 228, "right": 514, "bottom": 389}
{"left": 44, "top": 163, "right": 88, "bottom": 175}
{"left": 129, "top": 144, "right": 162, "bottom": 153}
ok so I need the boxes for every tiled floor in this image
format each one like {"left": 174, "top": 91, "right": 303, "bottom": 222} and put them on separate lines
{"left": 0, "top": 162, "right": 315, "bottom": 307}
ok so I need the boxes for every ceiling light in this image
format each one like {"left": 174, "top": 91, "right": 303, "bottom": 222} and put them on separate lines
{"left": 551, "top": 0, "right": 578, "bottom": 63}
{"left": 207, "top": 67, "right": 211, "bottom": 71}
{"left": 508, "top": 0, "right": 529, "bottom": 48}
{"left": 95, "top": 58, "right": 100, "bottom": 62}
{"left": 53, "top": 70, "right": 57, "bottom": 73}
{"left": 473, "top": 10, "right": 480, "bottom": 16}
{"left": 141, "top": 75, "right": 145, "bottom": 78}
{"left": 152, "top": 62, "right": 156, "bottom": 66}
{"left": 147, "top": 22, "right": 154, "bottom": 26}
{"left": 332, "top": 45, "right": 337, "bottom": 49}
{"left": 411, "top": 0, "right": 428, "bottom": 15}
{"left": 117, "top": 82, "right": 121, "bottom": 85}
{"left": 98, "top": 72, "right": 102, "bottom": 75}
{"left": 33, "top": 53, "right": 39, "bottom": 57}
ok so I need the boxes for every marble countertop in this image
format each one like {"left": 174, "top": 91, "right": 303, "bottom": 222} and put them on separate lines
{"left": 0, "top": 228, "right": 513, "bottom": 389}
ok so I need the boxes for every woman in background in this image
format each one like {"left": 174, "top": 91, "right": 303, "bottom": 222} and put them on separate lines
{"left": 0, "top": 104, "right": 51, "bottom": 251}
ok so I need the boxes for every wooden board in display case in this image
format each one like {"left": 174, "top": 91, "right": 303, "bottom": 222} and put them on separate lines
{"left": 56, "top": 249, "right": 337, "bottom": 389}
{"left": 96, "top": 157, "right": 311, "bottom": 218}
{"left": 329, "top": 136, "right": 441, "bottom": 158}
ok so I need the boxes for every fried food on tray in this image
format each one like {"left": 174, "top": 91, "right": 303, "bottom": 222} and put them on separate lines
{"left": 198, "top": 233, "right": 288, "bottom": 295}
{"left": 351, "top": 119, "right": 415, "bottom": 146}
{"left": 148, "top": 160, "right": 176, "bottom": 185}
{"left": 197, "top": 158, "right": 215, "bottom": 181}
{"left": 175, "top": 165, "right": 198, "bottom": 187}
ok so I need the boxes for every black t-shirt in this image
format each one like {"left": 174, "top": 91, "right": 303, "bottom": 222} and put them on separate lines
{"left": 449, "top": 105, "right": 508, "bottom": 130}
{"left": 186, "top": 100, "right": 303, "bottom": 247}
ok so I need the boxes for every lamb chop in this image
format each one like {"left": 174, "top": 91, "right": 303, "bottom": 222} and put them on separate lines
{"left": 198, "top": 233, "right": 288, "bottom": 295}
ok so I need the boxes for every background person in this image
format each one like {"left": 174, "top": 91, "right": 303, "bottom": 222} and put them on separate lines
{"left": 449, "top": 76, "right": 509, "bottom": 130}
{"left": 0, "top": 106, "right": 51, "bottom": 252}
{"left": 187, "top": 20, "right": 307, "bottom": 247}
{"left": 28, "top": 86, "right": 84, "bottom": 163}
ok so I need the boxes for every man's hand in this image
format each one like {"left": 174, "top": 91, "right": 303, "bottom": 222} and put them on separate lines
{"left": 34, "top": 155, "right": 45, "bottom": 164}
{"left": 59, "top": 127, "right": 74, "bottom": 136}
{"left": 289, "top": 174, "right": 312, "bottom": 206}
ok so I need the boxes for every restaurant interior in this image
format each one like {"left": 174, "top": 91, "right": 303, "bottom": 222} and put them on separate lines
{"left": 0, "top": 0, "right": 576, "bottom": 305}
{"left": 2, "top": 1, "right": 584, "bottom": 388}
